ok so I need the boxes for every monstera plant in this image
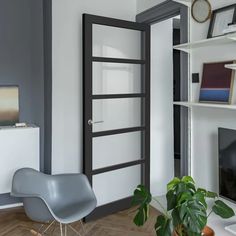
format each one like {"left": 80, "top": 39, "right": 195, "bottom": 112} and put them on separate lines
{"left": 132, "top": 176, "right": 235, "bottom": 236}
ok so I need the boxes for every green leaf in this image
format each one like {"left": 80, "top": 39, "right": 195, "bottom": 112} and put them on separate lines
{"left": 166, "top": 189, "right": 177, "bottom": 211}
{"left": 172, "top": 208, "right": 181, "bottom": 228}
{"left": 182, "top": 176, "right": 195, "bottom": 185}
{"left": 176, "top": 182, "right": 188, "bottom": 194}
{"left": 179, "top": 199, "right": 207, "bottom": 234}
{"left": 177, "top": 192, "right": 193, "bottom": 205}
{"left": 132, "top": 185, "right": 152, "bottom": 226}
{"left": 186, "top": 230, "right": 202, "bottom": 236}
{"left": 186, "top": 182, "right": 196, "bottom": 194}
{"left": 167, "top": 177, "right": 180, "bottom": 191}
{"left": 193, "top": 192, "right": 207, "bottom": 209}
{"left": 206, "top": 191, "right": 218, "bottom": 199}
{"left": 155, "top": 215, "right": 171, "bottom": 236}
{"left": 212, "top": 200, "right": 235, "bottom": 219}
{"left": 197, "top": 188, "right": 207, "bottom": 194}
{"left": 133, "top": 204, "right": 149, "bottom": 226}
{"left": 132, "top": 185, "right": 152, "bottom": 206}
{"left": 197, "top": 188, "right": 218, "bottom": 199}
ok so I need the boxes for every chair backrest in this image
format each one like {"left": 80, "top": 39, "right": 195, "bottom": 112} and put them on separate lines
{"left": 12, "top": 168, "right": 96, "bottom": 209}
{"left": 12, "top": 168, "right": 53, "bottom": 199}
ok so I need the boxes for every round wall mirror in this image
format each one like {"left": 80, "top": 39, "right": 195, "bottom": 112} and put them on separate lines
{"left": 191, "top": 0, "right": 212, "bottom": 23}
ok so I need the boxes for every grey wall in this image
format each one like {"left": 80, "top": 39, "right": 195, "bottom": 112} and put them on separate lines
{"left": 0, "top": 0, "right": 45, "bottom": 205}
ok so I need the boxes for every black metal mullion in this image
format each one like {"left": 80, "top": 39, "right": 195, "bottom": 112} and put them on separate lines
{"left": 144, "top": 26, "right": 151, "bottom": 190}
{"left": 92, "top": 93, "right": 145, "bottom": 100}
{"left": 92, "top": 126, "right": 145, "bottom": 138}
{"left": 83, "top": 15, "right": 93, "bottom": 184}
{"left": 86, "top": 14, "right": 147, "bottom": 31}
{"left": 92, "top": 159, "right": 145, "bottom": 175}
{"left": 93, "top": 57, "right": 145, "bottom": 64}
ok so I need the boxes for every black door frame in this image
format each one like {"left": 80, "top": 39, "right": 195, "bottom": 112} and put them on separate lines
{"left": 83, "top": 14, "right": 150, "bottom": 220}
{"left": 136, "top": 0, "right": 189, "bottom": 177}
{"left": 43, "top": 0, "right": 52, "bottom": 175}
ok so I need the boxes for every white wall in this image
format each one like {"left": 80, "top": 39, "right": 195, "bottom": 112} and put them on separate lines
{"left": 151, "top": 19, "right": 174, "bottom": 196}
{"left": 137, "top": 0, "right": 165, "bottom": 14}
{"left": 190, "top": 0, "right": 236, "bottom": 192}
{"left": 137, "top": 0, "right": 236, "bottom": 15}
{"left": 52, "top": 0, "right": 236, "bottom": 197}
{"left": 52, "top": 0, "right": 137, "bottom": 174}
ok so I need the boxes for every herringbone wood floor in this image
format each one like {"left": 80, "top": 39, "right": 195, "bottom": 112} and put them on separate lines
{"left": 0, "top": 207, "right": 159, "bottom": 236}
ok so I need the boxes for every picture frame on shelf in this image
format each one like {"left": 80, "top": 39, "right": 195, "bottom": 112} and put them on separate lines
{"left": 207, "top": 4, "right": 236, "bottom": 38}
{"left": 199, "top": 61, "right": 236, "bottom": 104}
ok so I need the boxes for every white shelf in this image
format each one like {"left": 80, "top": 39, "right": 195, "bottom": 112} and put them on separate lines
{"left": 173, "top": 33, "right": 236, "bottom": 53}
{"left": 225, "top": 64, "right": 236, "bottom": 70}
{"left": 174, "top": 101, "right": 236, "bottom": 110}
{"left": 172, "top": 0, "right": 191, "bottom": 7}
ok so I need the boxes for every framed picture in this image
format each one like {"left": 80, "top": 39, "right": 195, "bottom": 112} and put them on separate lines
{"left": 199, "top": 61, "right": 236, "bottom": 104}
{"left": 0, "top": 86, "right": 19, "bottom": 126}
{"left": 207, "top": 4, "right": 236, "bottom": 38}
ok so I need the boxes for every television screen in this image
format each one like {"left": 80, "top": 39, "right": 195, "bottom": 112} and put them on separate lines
{"left": 219, "top": 128, "right": 236, "bottom": 202}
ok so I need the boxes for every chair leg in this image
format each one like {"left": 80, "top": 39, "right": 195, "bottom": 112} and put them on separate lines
{"left": 50, "top": 222, "right": 57, "bottom": 236}
{"left": 79, "top": 220, "right": 87, "bottom": 235}
{"left": 30, "top": 224, "right": 44, "bottom": 236}
{"left": 65, "top": 225, "right": 67, "bottom": 236}
{"left": 68, "top": 225, "right": 82, "bottom": 236}
{"left": 60, "top": 223, "right": 64, "bottom": 236}
{"left": 43, "top": 220, "right": 56, "bottom": 234}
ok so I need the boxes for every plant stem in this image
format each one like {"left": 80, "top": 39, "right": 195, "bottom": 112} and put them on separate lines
{"left": 152, "top": 197, "right": 171, "bottom": 218}
{"left": 176, "top": 225, "right": 183, "bottom": 236}
{"left": 207, "top": 210, "right": 213, "bottom": 218}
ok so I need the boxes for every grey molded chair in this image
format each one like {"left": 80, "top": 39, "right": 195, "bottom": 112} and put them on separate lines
{"left": 11, "top": 168, "right": 97, "bottom": 236}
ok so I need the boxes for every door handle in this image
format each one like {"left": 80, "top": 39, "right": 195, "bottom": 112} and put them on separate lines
{"left": 88, "top": 119, "right": 104, "bottom": 126}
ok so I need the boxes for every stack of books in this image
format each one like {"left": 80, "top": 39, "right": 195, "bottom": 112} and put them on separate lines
{"left": 223, "top": 23, "right": 236, "bottom": 35}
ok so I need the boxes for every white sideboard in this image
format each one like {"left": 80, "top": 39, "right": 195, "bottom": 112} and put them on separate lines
{"left": 0, "top": 126, "right": 40, "bottom": 194}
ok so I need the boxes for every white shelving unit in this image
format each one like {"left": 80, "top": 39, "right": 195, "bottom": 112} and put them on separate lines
{"left": 172, "top": 0, "right": 191, "bottom": 7}
{"left": 173, "top": 33, "right": 236, "bottom": 53}
{"left": 171, "top": 7, "right": 236, "bottom": 235}
{"left": 174, "top": 101, "right": 236, "bottom": 110}
{"left": 225, "top": 64, "right": 236, "bottom": 70}
{"left": 173, "top": 33, "right": 236, "bottom": 109}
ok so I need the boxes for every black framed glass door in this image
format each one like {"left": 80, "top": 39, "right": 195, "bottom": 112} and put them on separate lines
{"left": 83, "top": 14, "right": 150, "bottom": 220}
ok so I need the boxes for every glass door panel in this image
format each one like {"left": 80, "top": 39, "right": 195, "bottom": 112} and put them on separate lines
{"left": 93, "top": 165, "right": 141, "bottom": 206}
{"left": 93, "top": 24, "right": 142, "bottom": 60}
{"left": 92, "top": 98, "right": 143, "bottom": 132}
{"left": 92, "top": 131, "right": 143, "bottom": 170}
{"left": 92, "top": 62, "right": 142, "bottom": 95}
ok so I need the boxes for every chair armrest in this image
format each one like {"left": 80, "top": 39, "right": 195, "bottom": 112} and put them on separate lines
{"left": 11, "top": 192, "right": 42, "bottom": 198}
{"left": 11, "top": 192, "right": 57, "bottom": 221}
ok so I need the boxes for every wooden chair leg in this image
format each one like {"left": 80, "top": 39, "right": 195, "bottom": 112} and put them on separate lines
{"left": 60, "top": 223, "right": 64, "bottom": 236}
{"left": 80, "top": 220, "right": 87, "bottom": 235}
{"left": 65, "top": 225, "right": 67, "bottom": 236}
{"left": 30, "top": 223, "right": 44, "bottom": 236}
{"left": 30, "top": 229, "right": 43, "bottom": 236}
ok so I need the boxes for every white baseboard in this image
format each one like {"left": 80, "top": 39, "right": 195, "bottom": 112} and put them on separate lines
{"left": 0, "top": 203, "right": 23, "bottom": 210}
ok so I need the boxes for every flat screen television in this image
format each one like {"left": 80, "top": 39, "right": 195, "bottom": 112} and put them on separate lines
{"left": 219, "top": 128, "right": 236, "bottom": 203}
